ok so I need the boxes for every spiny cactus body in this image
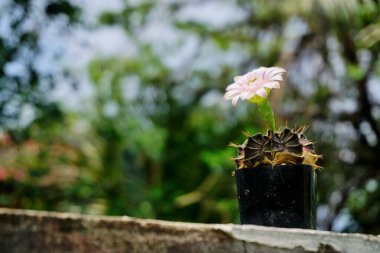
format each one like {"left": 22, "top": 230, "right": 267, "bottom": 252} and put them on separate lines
{"left": 232, "top": 127, "right": 321, "bottom": 170}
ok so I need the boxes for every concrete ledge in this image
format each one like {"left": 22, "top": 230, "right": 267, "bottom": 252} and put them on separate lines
{"left": 0, "top": 208, "right": 379, "bottom": 253}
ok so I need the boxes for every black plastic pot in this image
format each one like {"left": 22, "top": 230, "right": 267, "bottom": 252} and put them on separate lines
{"left": 235, "top": 164, "right": 316, "bottom": 229}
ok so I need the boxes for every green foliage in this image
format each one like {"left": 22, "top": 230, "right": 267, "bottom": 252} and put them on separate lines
{"left": 0, "top": 0, "right": 79, "bottom": 128}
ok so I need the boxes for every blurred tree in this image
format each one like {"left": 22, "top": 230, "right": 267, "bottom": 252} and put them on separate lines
{"left": 0, "top": 1, "right": 101, "bottom": 213}
{"left": 0, "top": 0, "right": 80, "bottom": 128}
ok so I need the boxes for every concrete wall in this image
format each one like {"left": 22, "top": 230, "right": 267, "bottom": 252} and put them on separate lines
{"left": 0, "top": 208, "right": 379, "bottom": 253}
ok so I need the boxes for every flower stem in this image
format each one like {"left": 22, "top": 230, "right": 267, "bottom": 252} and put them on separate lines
{"left": 257, "top": 99, "right": 275, "bottom": 131}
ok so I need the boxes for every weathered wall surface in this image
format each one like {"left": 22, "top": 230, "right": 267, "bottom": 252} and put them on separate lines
{"left": 0, "top": 208, "right": 379, "bottom": 253}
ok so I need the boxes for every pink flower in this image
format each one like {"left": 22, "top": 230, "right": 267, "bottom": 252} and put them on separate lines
{"left": 224, "top": 67, "right": 287, "bottom": 106}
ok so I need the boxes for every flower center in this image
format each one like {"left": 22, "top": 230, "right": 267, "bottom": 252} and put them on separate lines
{"left": 248, "top": 77, "right": 257, "bottom": 86}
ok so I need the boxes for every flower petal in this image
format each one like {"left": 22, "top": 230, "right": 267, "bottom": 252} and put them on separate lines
{"left": 263, "top": 81, "right": 280, "bottom": 89}
{"left": 271, "top": 75, "right": 283, "bottom": 81}
{"left": 268, "top": 67, "right": 286, "bottom": 76}
{"left": 233, "top": 76, "right": 244, "bottom": 82}
{"left": 224, "top": 89, "right": 242, "bottom": 99}
{"left": 256, "top": 88, "right": 267, "bottom": 98}
{"left": 225, "top": 82, "right": 239, "bottom": 90}
{"left": 225, "top": 66, "right": 287, "bottom": 106}
{"left": 232, "top": 96, "right": 239, "bottom": 106}
{"left": 241, "top": 91, "right": 254, "bottom": 100}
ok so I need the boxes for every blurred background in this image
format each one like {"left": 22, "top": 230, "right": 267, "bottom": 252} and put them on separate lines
{"left": 1, "top": 0, "right": 380, "bottom": 234}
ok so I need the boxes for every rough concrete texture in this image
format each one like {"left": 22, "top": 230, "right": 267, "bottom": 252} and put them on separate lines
{"left": 0, "top": 208, "right": 379, "bottom": 253}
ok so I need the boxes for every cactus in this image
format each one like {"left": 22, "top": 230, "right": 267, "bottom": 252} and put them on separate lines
{"left": 231, "top": 127, "right": 321, "bottom": 170}
{"left": 224, "top": 67, "right": 322, "bottom": 170}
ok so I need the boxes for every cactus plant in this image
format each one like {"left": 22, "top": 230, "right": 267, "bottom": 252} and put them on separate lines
{"left": 231, "top": 127, "right": 321, "bottom": 170}
{"left": 225, "top": 66, "right": 320, "bottom": 228}
{"left": 225, "top": 66, "right": 321, "bottom": 170}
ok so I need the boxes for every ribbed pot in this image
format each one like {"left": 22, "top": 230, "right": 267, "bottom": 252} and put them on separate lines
{"left": 235, "top": 164, "right": 316, "bottom": 229}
